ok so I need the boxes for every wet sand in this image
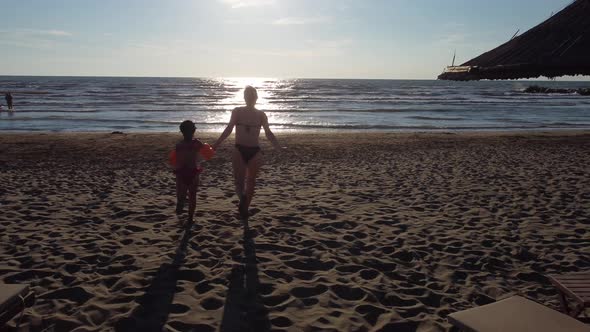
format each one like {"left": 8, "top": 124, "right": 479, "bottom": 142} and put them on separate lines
{"left": 0, "top": 131, "right": 589, "bottom": 331}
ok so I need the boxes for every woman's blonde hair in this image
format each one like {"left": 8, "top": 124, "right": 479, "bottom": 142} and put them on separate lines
{"left": 244, "top": 85, "right": 258, "bottom": 106}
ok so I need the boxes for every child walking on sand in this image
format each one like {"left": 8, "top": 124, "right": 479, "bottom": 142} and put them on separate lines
{"left": 172, "top": 120, "right": 205, "bottom": 224}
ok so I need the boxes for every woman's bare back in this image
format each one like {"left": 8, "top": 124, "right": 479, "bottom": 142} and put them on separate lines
{"left": 234, "top": 107, "right": 265, "bottom": 147}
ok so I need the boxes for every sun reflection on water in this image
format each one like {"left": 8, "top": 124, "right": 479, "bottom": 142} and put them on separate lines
{"left": 218, "top": 77, "right": 278, "bottom": 109}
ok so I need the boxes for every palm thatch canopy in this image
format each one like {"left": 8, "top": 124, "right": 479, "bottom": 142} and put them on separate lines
{"left": 438, "top": 0, "right": 590, "bottom": 81}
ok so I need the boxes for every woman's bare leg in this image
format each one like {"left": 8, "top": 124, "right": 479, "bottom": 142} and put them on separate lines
{"left": 232, "top": 148, "right": 247, "bottom": 203}
{"left": 244, "top": 152, "right": 263, "bottom": 211}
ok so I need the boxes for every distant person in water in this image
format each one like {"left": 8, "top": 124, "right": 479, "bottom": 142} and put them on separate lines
{"left": 173, "top": 120, "right": 204, "bottom": 224}
{"left": 213, "top": 86, "right": 282, "bottom": 219}
{"left": 5, "top": 93, "right": 13, "bottom": 110}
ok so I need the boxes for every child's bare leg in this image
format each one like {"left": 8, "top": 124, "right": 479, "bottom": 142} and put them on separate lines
{"left": 176, "top": 177, "right": 187, "bottom": 214}
{"left": 187, "top": 178, "right": 199, "bottom": 222}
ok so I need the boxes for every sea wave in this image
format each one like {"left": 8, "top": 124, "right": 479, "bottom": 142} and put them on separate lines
{"left": 2, "top": 76, "right": 589, "bottom": 132}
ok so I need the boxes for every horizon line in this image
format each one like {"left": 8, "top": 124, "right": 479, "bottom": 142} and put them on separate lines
{"left": 0, "top": 74, "right": 586, "bottom": 82}
{"left": 0, "top": 74, "right": 439, "bottom": 81}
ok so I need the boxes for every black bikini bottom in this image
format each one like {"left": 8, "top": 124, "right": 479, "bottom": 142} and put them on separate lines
{"left": 235, "top": 144, "right": 261, "bottom": 163}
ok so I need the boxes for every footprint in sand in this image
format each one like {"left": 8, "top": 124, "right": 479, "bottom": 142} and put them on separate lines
{"left": 201, "top": 297, "right": 223, "bottom": 310}
{"left": 264, "top": 270, "right": 294, "bottom": 282}
{"left": 263, "top": 294, "right": 291, "bottom": 307}
{"left": 195, "top": 281, "right": 214, "bottom": 294}
{"left": 270, "top": 316, "right": 293, "bottom": 328}
{"left": 168, "top": 321, "right": 215, "bottom": 332}
{"left": 169, "top": 303, "right": 190, "bottom": 314}
{"left": 330, "top": 285, "right": 367, "bottom": 301}
{"left": 284, "top": 258, "right": 335, "bottom": 272}
{"left": 41, "top": 286, "right": 93, "bottom": 304}
{"left": 124, "top": 225, "right": 147, "bottom": 232}
{"left": 360, "top": 269, "right": 380, "bottom": 280}
{"left": 290, "top": 285, "right": 328, "bottom": 298}
{"left": 355, "top": 304, "right": 387, "bottom": 326}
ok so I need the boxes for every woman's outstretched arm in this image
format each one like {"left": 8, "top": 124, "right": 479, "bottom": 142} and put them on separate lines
{"left": 213, "top": 109, "right": 237, "bottom": 149}
{"left": 262, "top": 112, "right": 281, "bottom": 149}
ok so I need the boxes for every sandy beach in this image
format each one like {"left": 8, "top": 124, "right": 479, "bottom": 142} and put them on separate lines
{"left": 0, "top": 131, "right": 589, "bottom": 332}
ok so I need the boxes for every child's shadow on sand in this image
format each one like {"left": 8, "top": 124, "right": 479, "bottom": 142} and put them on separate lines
{"left": 114, "top": 220, "right": 195, "bottom": 332}
{"left": 220, "top": 217, "right": 270, "bottom": 332}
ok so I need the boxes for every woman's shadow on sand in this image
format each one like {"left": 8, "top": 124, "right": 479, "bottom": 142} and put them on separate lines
{"left": 114, "top": 215, "right": 269, "bottom": 332}
{"left": 220, "top": 216, "right": 270, "bottom": 332}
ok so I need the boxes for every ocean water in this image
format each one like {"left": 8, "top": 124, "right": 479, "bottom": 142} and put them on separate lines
{"left": 0, "top": 76, "right": 589, "bottom": 132}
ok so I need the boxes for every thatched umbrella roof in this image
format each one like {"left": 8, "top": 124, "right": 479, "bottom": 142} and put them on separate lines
{"left": 438, "top": 0, "right": 590, "bottom": 81}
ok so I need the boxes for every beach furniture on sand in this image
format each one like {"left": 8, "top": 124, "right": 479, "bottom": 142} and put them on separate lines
{"left": 0, "top": 284, "right": 35, "bottom": 328}
{"left": 448, "top": 295, "right": 590, "bottom": 332}
{"left": 548, "top": 272, "right": 590, "bottom": 318}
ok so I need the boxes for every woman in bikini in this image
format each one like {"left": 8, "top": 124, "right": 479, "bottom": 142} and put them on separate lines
{"left": 213, "top": 86, "right": 281, "bottom": 218}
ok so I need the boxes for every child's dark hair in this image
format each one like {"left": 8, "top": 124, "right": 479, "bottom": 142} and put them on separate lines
{"left": 179, "top": 120, "right": 196, "bottom": 141}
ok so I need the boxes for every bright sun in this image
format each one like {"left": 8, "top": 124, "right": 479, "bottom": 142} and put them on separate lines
{"left": 221, "top": 77, "right": 278, "bottom": 110}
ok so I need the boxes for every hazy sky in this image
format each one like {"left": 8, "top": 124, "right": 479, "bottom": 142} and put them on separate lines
{"left": 0, "top": 0, "right": 576, "bottom": 79}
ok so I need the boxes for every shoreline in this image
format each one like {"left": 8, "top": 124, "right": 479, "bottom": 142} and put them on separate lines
{"left": 0, "top": 128, "right": 589, "bottom": 136}
{"left": 1, "top": 127, "right": 590, "bottom": 135}
{"left": 1, "top": 131, "right": 589, "bottom": 331}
